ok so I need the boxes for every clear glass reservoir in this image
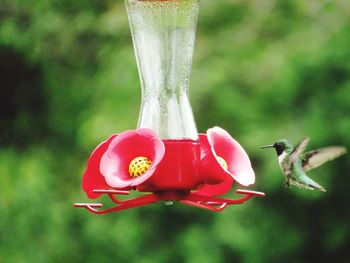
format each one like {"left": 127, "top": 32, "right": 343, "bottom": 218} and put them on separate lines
{"left": 125, "top": 0, "right": 199, "bottom": 140}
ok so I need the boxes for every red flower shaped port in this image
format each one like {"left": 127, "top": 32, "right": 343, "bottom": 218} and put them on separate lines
{"left": 100, "top": 128, "right": 165, "bottom": 189}
{"left": 82, "top": 129, "right": 165, "bottom": 199}
{"left": 197, "top": 126, "right": 255, "bottom": 196}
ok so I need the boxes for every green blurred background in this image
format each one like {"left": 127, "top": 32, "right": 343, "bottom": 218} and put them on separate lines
{"left": 1, "top": 0, "right": 349, "bottom": 262}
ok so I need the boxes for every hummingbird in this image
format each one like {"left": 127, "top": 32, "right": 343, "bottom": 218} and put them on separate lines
{"left": 261, "top": 138, "right": 347, "bottom": 192}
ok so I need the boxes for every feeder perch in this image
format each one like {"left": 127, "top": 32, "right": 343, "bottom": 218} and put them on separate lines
{"left": 74, "top": 0, "right": 264, "bottom": 213}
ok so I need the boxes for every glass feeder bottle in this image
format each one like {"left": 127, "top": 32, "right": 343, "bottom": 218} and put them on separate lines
{"left": 126, "top": 0, "right": 201, "bottom": 191}
{"left": 126, "top": 0, "right": 199, "bottom": 140}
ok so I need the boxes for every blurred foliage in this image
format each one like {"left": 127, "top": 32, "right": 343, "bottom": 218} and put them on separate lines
{"left": 1, "top": 0, "right": 350, "bottom": 262}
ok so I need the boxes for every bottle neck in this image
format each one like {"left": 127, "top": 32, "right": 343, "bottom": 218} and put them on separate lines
{"left": 126, "top": 0, "right": 199, "bottom": 140}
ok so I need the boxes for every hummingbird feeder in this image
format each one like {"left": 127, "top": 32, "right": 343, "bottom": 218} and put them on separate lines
{"left": 74, "top": 0, "right": 264, "bottom": 214}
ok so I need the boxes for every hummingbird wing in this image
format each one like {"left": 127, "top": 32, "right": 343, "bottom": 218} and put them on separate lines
{"left": 302, "top": 146, "right": 347, "bottom": 172}
{"left": 291, "top": 137, "right": 310, "bottom": 162}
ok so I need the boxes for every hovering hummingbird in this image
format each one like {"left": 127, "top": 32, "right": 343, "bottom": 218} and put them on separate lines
{"left": 261, "top": 138, "right": 347, "bottom": 192}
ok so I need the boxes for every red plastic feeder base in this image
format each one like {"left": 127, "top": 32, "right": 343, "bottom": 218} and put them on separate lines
{"left": 75, "top": 128, "right": 265, "bottom": 214}
{"left": 73, "top": 189, "right": 265, "bottom": 213}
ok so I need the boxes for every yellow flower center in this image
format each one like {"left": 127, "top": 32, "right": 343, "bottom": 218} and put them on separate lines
{"left": 217, "top": 156, "right": 228, "bottom": 170}
{"left": 129, "top": 156, "right": 152, "bottom": 178}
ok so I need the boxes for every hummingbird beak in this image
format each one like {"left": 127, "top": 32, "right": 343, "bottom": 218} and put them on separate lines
{"left": 261, "top": 144, "right": 275, "bottom": 149}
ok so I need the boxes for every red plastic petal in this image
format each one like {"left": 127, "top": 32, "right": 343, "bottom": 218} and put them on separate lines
{"left": 207, "top": 127, "right": 255, "bottom": 186}
{"left": 82, "top": 134, "right": 117, "bottom": 199}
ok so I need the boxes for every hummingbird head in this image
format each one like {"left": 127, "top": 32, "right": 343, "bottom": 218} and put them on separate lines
{"left": 261, "top": 139, "right": 293, "bottom": 156}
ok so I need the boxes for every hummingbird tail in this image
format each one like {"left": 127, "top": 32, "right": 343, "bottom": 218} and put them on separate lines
{"left": 314, "top": 185, "right": 326, "bottom": 192}
{"left": 294, "top": 175, "right": 327, "bottom": 192}
{"left": 306, "top": 181, "right": 326, "bottom": 192}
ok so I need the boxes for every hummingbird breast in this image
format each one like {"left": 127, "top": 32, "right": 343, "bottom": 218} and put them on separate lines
{"left": 278, "top": 151, "right": 291, "bottom": 179}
